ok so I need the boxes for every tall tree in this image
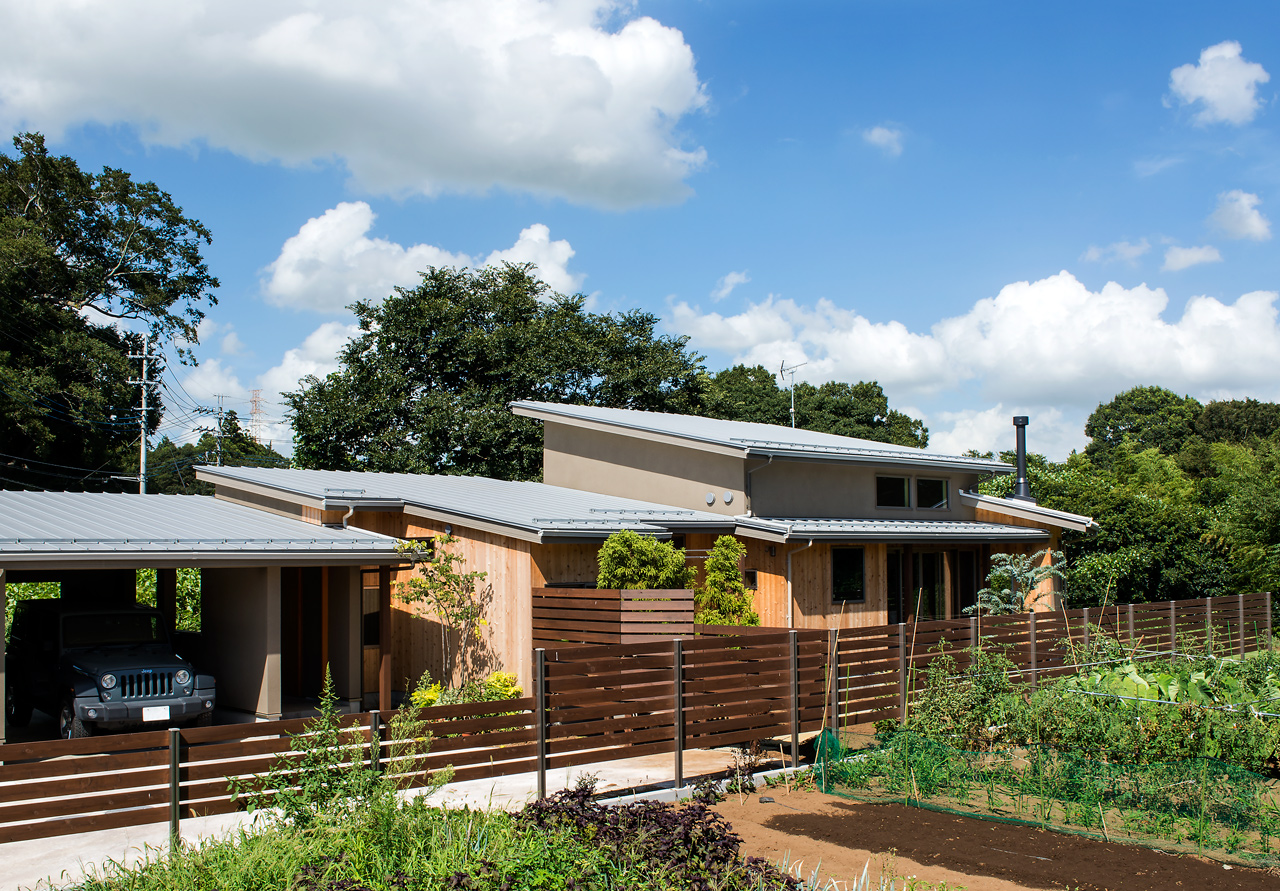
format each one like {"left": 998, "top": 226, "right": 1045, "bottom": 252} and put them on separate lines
{"left": 0, "top": 133, "right": 218, "bottom": 490}
{"left": 287, "top": 264, "right": 704, "bottom": 480}
{"left": 140, "top": 412, "right": 287, "bottom": 495}
{"left": 1084, "top": 385, "right": 1201, "bottom": 466}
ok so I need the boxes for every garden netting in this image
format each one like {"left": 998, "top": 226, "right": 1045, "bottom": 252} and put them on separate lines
{"left": 815, "top": 727, "right": 1280, "bottom": 869}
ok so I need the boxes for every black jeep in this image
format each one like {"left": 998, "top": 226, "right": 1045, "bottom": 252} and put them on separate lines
{"left": 6, "top": 601, "right": 216, "bottom": 738}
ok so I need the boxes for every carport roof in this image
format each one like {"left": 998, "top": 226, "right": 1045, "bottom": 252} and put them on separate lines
{"left": 0, "top": 491, "right": 403, "bottom": 569}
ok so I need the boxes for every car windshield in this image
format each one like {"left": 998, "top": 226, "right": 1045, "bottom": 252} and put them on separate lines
{"left": 62, "top": 613, "right": 165, "bottom": 648}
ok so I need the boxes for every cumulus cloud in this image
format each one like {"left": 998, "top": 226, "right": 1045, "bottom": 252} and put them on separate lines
{"left": 927, "top": 405, "right": 1078, "bottom": 462}
{"left": 1081, "top": 239, "right": 1150, "bottom": 264}
{"left": 1211, "top": 190, "right": 1271, "bottom": 241}
{"left": 711, "top": 270, "right": 750, "bottom": 302}
{"left": 220, "top": 331, "right": 248, "bottom": 356}
{"left": 1168, "top": 41, "right": 1270, "bottom": 126}
{"left": 1162, "top": 245, "right": 1222, "bottom": 271}
{"left": 259, "top": 321, "right": 360, "bottom": 399}
{"left": 669, "top": 271, "right": 1280, "bottom": 413}
{"left": 0, "top": 0, "right": 707, "bottom": 207}
{"left": 862, "top": 125, "right": 904, "bottom": 157}
{"left": 262, "top": 202, "right": 583, "bottom": 312}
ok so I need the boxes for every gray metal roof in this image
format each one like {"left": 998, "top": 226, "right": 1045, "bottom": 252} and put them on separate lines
{"left": 510, "top": 400, "right": 1013, "bottom": 473}
{"left": 735, "top": 517, "right": 1050, "bottom": 543}
{"left": 959, "top": 491, "right": 1097, "bottom": 532}
{"left": 196, "top": 466, "right": 740, "bottom": 542}
{"left": 0, "top": 491, "right": 402, "bottom": 568}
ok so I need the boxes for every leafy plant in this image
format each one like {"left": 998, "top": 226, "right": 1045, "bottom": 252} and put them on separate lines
{"left": 963, "top": 549, "right": 1064, "bottom": 616}
{"left": 695, "top": 535, "right": 761, "bottom": 626}
{"left": 396, "top": 535, "right": 490, "bottom": 685}
{"left": 410, "top": 670, "right": 523, "bottom": 710}
{"left": 595, "top": 529, "right": 696, "bottom": 590}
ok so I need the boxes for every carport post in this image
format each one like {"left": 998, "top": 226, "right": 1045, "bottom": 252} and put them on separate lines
{"left": 168, "top": 728, "right": 181, "bottom": 853}
{"left": 378, "top": 566, "right": 392, "bottom": 712}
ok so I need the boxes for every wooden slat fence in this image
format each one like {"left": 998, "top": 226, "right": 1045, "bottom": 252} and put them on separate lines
{"left": 0, "top": 593, "right": 1270, "bottom": 847}
{"left": 532, "top": 588, "right": 694, "bottom": 647}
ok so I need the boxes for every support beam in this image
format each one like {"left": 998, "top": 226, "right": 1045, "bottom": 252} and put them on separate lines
{"left": 379, "top": 565, "right": 392, "bottom": 713}
{"left": 200, "top": 567, "right": 281, "bottom": 719}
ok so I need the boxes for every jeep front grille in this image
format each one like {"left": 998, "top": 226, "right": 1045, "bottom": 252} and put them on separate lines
{"left": 119, "top": 672, "right": 173, "bottom": 699}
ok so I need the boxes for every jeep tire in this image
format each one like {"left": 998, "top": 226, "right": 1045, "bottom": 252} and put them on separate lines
{"left": 58, "top": 701, "right": 91, "bottom": 739}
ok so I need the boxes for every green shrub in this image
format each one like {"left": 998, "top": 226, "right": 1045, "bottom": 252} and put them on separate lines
{"left": 410, "top": 670, "right": 523, "bottom": 709}
{"left": 695, "top": 535, "right": 760, "bottom": 626}
{"left": 596, "top": 529, "right": 696, "bottom": 590}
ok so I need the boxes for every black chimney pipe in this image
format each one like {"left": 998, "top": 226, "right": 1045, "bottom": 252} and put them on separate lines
{"left": 1012, "top": 416, "right": 1034, "bottom": 502}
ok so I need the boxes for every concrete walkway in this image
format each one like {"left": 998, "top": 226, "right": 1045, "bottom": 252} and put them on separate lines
{"left": 4, "top": 748, "right": 754, "bottom": 891}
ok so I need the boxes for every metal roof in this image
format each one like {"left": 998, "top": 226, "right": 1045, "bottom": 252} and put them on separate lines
{"left": 734, "top": 517, "right": 1050, "bottom": 543}
{"left": 959, "top": 491, "right": 1097, "bottom": 532}
{"left": 0, "top": 491, "right": 402, "bottom": 568}
{"left": 196, "top": 466, "right": 740, "bottom": 542}
{"left": 510, "top": 400, "right": 1013, "bottom": 473}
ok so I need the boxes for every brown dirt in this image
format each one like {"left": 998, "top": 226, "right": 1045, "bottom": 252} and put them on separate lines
{"left": 716, "top": 789, "right": 1280, "bottom": 891}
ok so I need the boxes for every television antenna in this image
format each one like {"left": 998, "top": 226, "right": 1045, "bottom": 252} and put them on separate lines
{"left": 778, "top": 361, "right": 807, "bottom": 428}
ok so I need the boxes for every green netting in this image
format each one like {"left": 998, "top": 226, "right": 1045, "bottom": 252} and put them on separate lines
{"left": 817, "top": 729, "right": 1280, "bottom": 868}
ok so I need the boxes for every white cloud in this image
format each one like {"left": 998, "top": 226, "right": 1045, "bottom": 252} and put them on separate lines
{"left": 1168, "top": 40, "right": 1270, "bottom": 126}
{"left": 262, "top": 202, "right": 583, "bottom": 312}
{"left": 669, "top": 272, "right": 1280, "bottom": 414}
{"left": 0, "top": 0, "right": 707, "bottom": 208}
{"left": 259, "top": 321, "right": 359, "bottom": 399}
{"left": 177, "top": 358, "right": 249, "bottom": 405}
{"left": 1134, "top": 156, "right": 1183, "bottom": 177}
{"left": 220, "top": 331, "right": 247, "bottom": 356}
{"left": 711, "top": 270, "right": 750, "bottom": 302}
{"left": 862, "top": 125, "right": 904, "bottom": 157}
{"left": 1081, "top": 239, "right": 1150, "bottom": 264}
{"left": 1162, "top": 245, "right": 1222, "bottom": 271}
{"left": 1211, "top": 190, "right": 1271, "bottom": 241}
{"left": 927, "top": 405, "right": 1079, "bottom": 462}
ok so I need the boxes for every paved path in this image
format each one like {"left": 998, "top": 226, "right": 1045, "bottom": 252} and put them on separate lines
{"left": 4, "top": 749, "right": 743, "bottom": 891}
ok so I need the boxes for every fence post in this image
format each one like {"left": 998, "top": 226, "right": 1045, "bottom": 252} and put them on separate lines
{"left": 673, "top": 639, "right": 684, "bottom": 792}
{"left": 368, "top": 709, "right": 381, "bottom": 772}
{"left": 1170, "top": 600, "right": 1177, "bottom": 656}
{"left": 1028, "top": 610, "right": 1038, "bottom": 688}
{"left": 969, "top": 616, "right": 977, "bottom": 649}
{"left": 534, "top": 648, "right": 547, "bottom": 800}
{"left": 1239, "top": 593, "right": 1247, "bottom": 657}
{"left": 1128, "top": 603, "right": 1134, "bottom": 648}
{"left": 1082, "top": 607, "right": 1090, "bottom": 654}
{"left": 1205, "top": 597, "right": 1212, "bottom": 653}
{"left": 789, "top": 630, "right": 800, "bottom": 772}
{"left": 827, "top": 628, "right": 839, "bottom": 735}
{"left": 1268, "top": 592, "right": 1273, "bottom": 647}
{"left": 898, "top": 624, "right": 908, "bottom": 722}
{"left": 168, "top": 728, "right": 180, "bottom": 854}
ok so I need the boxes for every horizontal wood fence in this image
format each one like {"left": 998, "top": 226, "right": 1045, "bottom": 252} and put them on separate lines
{"left": 0, "top": 592, "right": 1270, "bottom": 847}
{"left": 532, "top": 587, "right": 694, "bottom": 647}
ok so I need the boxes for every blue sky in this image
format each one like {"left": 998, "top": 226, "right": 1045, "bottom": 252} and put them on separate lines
{"left": 3, "top": 1, "right": 1278, "bottom": 459}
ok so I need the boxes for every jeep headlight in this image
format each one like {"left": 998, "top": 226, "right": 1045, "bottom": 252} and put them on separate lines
{"left": 100, "top": 673, "right": 117, "bottom": 690}
{"left": 175, "top": 669, "right": 191, "bottom": 686}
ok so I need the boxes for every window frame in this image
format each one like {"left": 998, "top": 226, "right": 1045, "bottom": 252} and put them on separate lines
{"left": 875, "top": 475, "right": 912, "bottom": 510}
{"left": 831, "top": 546, "right": 867, "bottom": 603}
{"left": 915, "top": 477, "right": 949, "bottom": 510}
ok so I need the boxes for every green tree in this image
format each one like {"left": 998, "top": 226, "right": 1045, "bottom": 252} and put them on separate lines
{"left": 699, "top": 364, "right": 928, "bottom": 447}
{"left": 0, "top": 133, "right": 218, "bottom": 491}
{"left": 694, "top": 535, "right": 760, "bottom": 626}
{"left": 963, "top": 549, "right": 1064, "bottom": 615}
{"left": 1084, "top": 385, "right": 1202, "bottom": 466}
{"left": 139, "top": 411, "right": 287, "bottom": 495}
{"left": 395, "top": 535, "right": 490, "bottom": 684}
{"left": 595, "top": 529, "right": 696, "bottom": 590}
{"left": 287, "top": 264, "right": 704, "bottom": 480}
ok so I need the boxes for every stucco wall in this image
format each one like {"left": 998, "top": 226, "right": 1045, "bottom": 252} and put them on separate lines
{"left": 750, "top": 463, "right": 983, "bottom": 520}
{"left": 201, "top": 566, "right": 281, "bottom": 718}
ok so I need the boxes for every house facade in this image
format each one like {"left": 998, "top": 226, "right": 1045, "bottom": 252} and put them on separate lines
{"left": 196, "top": 402, "right": 1093, "bottom": 700}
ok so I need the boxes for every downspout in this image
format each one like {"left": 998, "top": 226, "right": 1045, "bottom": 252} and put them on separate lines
{"left": 340, "top": 505, "right": 355, "bottom": 529}
{"left": 743, "top": 453, "right": 773, "bottom": 518}
{"left": 785, "top": 538, "right": 814, "bottom": 628}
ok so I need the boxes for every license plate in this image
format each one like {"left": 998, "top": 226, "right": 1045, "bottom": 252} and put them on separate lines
{"left": 142, "top": 706, "right": 171, "bottom": 722}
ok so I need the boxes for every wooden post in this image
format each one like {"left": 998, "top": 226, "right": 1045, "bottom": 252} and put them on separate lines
{"left": 969, "top": 616, "right": 978, "bottom": 650}
{"left": 369, "top": 709, "right": 381, "bottom": 772}
{"left": 535, "top": 648, "right": 547, "bottom": 799}
{"left": 320, "top": 567, "right": 330, "bottom": 674}
{"left": 789, "top": 630, "right": 800, "bottom": 771}
{"left": 1082, "top": 607, "right": 1090, "bottom": 654}
{"left": 1239, "top": 592, "right": 1247, "bottom": 658}
{"left": 1169, "top": 600, "right": 1177, "bottom": 656}
{"left": 378, "top": 566, "right": 392, "bottom": 712}
{"left": 673, "top": 639, "right": 684, "bottom": 791}
{"left": 1028, "top": 610, "right": 1038, "bottom": 689}
{"left": 898, "top": 624, "right": 908, "bottom": 722}
{"left": 1128, "top": 603, "right": 1135, "bottom": 648}
{"left": 1267, "top": 592, "right": 1273, "bottom": 648}
{"left": 827, "top": 628, "right": 839, "bottom": 735}
{"left": 1205, "top": 596, "right": 1213, "bottom": 654}
{"left": 168, "top": 728, "right": 181, "bottom": 854}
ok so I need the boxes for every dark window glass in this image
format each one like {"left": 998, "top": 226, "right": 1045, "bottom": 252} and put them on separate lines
{"left": 832, "top": 547, "right": 866, "bottom": 602}
{"left": 743, "top": 569, "right": 759, "bottom": 590}
{"left": 917, "top": 478, "right": 948, "bottom": 509}
{"left": 63, "top": 613, "right": 163, "bottom": 648}
{"left": 876, "top": 476, "right": 909, "bottom": 508}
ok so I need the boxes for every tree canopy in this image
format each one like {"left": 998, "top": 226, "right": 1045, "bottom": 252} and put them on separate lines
{"left": 0, "top": 133, "right": 218, "bottom": 491}
{"left": 1083, "top": 386, "right": 1202, "bottom": 466}
{"left": 141, "top": 411, "right": 287, "bottom": 495}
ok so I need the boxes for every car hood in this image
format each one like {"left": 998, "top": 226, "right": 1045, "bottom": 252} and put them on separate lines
{"left": 62, "top": 648, "right": 193, "bottom": 676}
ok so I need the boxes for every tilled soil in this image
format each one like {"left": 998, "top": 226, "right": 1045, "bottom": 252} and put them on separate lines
{"left": 716, "top": 790, "right": 1280, "bottom": 891}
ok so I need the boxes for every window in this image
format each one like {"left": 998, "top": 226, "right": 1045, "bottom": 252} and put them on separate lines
{"left": 917, "top": 478, "right": 948, "bottom": 510}
{"left": 832, "top": 547, "right": 866, "bottom": 602}
{"left": 876, "top": 476, "right": 910, "bottom": 508}
{"left": 743, "top": 569, "right": 759, "bottom": 590}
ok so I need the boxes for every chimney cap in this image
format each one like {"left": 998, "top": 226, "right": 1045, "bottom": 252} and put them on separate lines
{"left": 1012, "top": 415, "right": 1029, "bottom": 426}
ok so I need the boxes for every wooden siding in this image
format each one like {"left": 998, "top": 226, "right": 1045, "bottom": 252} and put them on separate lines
{"left": 745, "top": 540, "right": 889, "bottom": 629}
{"left": 532, "top": 588, "right": 695, "bottom": 646}
{"left": 973, "top": 508, "right": 1063, "bottom": 610}
{"left": 530, "top": 543, "right": 600, "bottom": 587}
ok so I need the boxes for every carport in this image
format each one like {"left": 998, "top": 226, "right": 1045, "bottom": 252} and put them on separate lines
{"left": 0, "top": 491, "right": 405, "bottom": 743}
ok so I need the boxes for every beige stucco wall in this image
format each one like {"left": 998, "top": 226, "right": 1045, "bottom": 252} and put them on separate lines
{"left": 750, "top": 463, "right": 983, "bottom": 520}
{"left": 326, "top": 566, "right": 363, "bottom": 707}
{"left": 543, "top": 424, "right": 745, "bottom": 514}
{"left": 201, "top": 566, "right": 281, "bottom": 719}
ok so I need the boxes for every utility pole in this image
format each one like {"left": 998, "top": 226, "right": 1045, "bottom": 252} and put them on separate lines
{"left": 128, "top": 336, "right": 159, "bottom": 494}
{"left": 249, "top": 389, "right": 264, "bottom": 444}
{"left": 778, "top": 361, "right": 807, "bottom": 428}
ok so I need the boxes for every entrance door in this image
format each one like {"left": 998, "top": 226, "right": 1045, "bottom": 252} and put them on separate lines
{"left": 281, "top": 567, "right": 326, "bottom": 700}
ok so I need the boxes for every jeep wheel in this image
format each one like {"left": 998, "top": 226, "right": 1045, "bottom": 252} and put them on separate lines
{"left": 5, "top": 684, "right": 31, "bottom": 728}
{"left": 58, "top": 702, "right": 91, "bottom": 739}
